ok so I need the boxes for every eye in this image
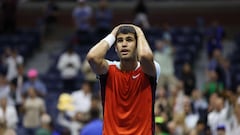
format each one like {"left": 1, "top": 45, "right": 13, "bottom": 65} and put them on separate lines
{"left": 117, "top": 38, "right": 123, "bottom": 43}
{"left": 126, "top": 37, "right": 134, "bottom": 42}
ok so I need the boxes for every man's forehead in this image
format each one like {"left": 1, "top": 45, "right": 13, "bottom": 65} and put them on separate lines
{"left": 116, "top": 33, "right": 135, "bottom": 38}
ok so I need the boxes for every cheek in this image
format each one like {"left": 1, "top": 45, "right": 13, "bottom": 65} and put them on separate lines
{"left": 115, "top": 45, "right": 120, "bottom": 52}
{"left": 130, "top": 42, "right": 137, "bottom": 50}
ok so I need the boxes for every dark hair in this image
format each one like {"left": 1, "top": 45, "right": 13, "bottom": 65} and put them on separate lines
{"left": 116, "top": 26, "right": 137, "bottom": 41}
{"left": 90, "top": 106, "right": 100, "bottom": 119}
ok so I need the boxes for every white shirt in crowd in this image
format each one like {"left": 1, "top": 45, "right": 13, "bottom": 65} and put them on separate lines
{"left": 71, "top": 89, "right": 92, "bottom": 114}
{"left": 57, "top": 52, "right": 81, "bottom": 79}
{"left": 208, "top": 103, "right": 230, "bottom": 135}
{"left": 0, "top": 105, "right": 18, "bottom": 129}
{"left": 6, "top": 55, "right": 23, "bottom": 81}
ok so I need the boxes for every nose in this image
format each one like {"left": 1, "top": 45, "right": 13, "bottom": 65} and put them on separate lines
{"left": 122, "top": 40, "right": 128, "bottom": 47}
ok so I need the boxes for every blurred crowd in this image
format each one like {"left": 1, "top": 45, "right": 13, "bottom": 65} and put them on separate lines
{"left": 0, "top": 0, "right": 240, "bottom": 135}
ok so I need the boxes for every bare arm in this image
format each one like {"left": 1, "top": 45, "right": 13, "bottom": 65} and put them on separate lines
{"left": 135, "top": 26, "right": 156, "bottom": 77}
{"left": 86, "top": 40, "right": 109, "bottom": 75}
{"left": 86, "top": 26, "right": 119, "bottom": 75}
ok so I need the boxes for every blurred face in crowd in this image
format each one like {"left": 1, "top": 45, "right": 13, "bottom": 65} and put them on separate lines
{"left": 209, "top": 93, "right": 218, "bottom": 111}
{"left": 191, "top": 89, "right": 202, "bottom": 100}
{"left": 212, "top": 49, "right": 221, "bottom": 59}
{"left": 170, "top": 86, "right": 178, "bottom": 97}
{"left": 27, "top": 87, "right": 37, "bottom": 98}
{"left": 0, "top": 75, "right": 7, "bottom": 86}
{"left": 82, "top": 82, "right": 91, "bottom": 94}
{"left": 208, "top": 70, "right": 218, "bottom": 81}
{"left": 74, "top": 112, "right": 84, "bottom": 122}
{"left": 177, "top": 80, "right": 184, "bottom": 89}
{"left": 167, "top": 121, "right": 176, "bottom": 135}
{"left": 215, "top": 97, "right": 224, "bottom": 112}
{"left": 0, "top": 97, "right": 7, "bottom": 108}
{"left": 183, "top": 97, "right": 191, "bottom": 114}
{"left": 183, "top": 63, "right": 191, "bottom": 73}
{"left": 155, "top": 40, "right": 164, "bottom": 51}
{"left": 196, "top": 122, "right": 205, "bottom": 132}
{"left": 17, "top": 64, "right": 24, "bottom": 75}
{"left": 217, "top": 129, "right": 225, "bottom": 135}
{"left": 158, "top": 88, "right": 166, "bottom": 98}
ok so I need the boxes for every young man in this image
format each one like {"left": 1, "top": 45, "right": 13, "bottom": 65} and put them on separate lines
{"left": 87, "top": 24, "right": 160, "bottom": 135}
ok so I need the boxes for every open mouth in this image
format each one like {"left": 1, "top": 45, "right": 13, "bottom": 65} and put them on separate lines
{"left": 121, "top": 49, "right": 129, "bottom": 55}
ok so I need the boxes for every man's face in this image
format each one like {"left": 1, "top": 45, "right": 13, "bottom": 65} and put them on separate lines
{"left": 115, "top": 33, "right": 137, "bottom": 60}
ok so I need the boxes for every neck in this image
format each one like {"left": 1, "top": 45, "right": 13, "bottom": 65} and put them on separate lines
{"left": 120, "top": 60, "right": 138, "bottom": 72}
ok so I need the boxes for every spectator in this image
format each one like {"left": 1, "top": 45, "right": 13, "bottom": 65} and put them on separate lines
{"left": 95, "top": 0, "right": 112, "bottom": 38}
{"left": 155, "top": 116, "right": 169, "bottom": 135}
{"left": 167, "top": 120, "right": 177, "bottom": 135}
{"left": 133, "top": 0, "right": 150, "bottom": 29}
{"left": 216, "top": 125, "right": 226, "bottom": 135}
{"left": 80, "top": 98, "right": 102, "bottom": 135}
{"left": 22, "top": 68, "right": 47, "bottom": 97}
{"left": 57, "top": 46, "right": 81, "bottom": 92}
{"left": 57, "top": 93, "right": 83, "bottom": 135}
{"left": 189, "top": 119, "right": 208, "bottom": 135}
{"left": 1, "top": 47, "right": 11, "bottom": 69}
{"left": 183, "top": 96, "right": 199, "bottom": 133}
{"left": 154, "top": 38, "right": 176, "bottom": 89}
{"left": 72, "top": 0, "right": 92, "bottom": 34}
{"left": 22, "top": 87, "right": 46, "bottom": 135}
{"left": 0, "top": 70, "right": 13, "bottom": 105}
{"left": 170, "top": 81, "right": 186, "bottom": 114}
{"left": 206, "top": 20, "right": 225, "bottom": 59}
{"left": 191, "top": 89, "right": 208, "bottom": 123}
{"left": 217, "top": 59, "right": 233, "bottom": 90}
{"left": 10, "top": 64, "right": 27, "bottom": 113}
{"left": 208, "top": 49, "right": 223, "bottom": 71}
{"left": 204, "top": 70, "right": 223, "bottom": 99}
{"left": 207, "top": 48, "right": 226, "bottom": 84}
{"left": 81, "top": 59, "right": 98, "bottom": 92}
{"left": 69, "top": 81, "right": 92, "bottom": 118}
{"left": 172, "top": 112, "right": 187, "bottom": 135}
{"left": 162, "top": 22, "right": 172, "bottom": 42}
{"left": 228, "top": 97, "right": 240, "bottom": 135}
{"left": 155, "top": 87, "right": 171, "bottom": 116}
{"left": 179, "top": 62, "right": 196, "bottom": 96}
{"left": 4, "top": 48, "right": 24, "bottom": 81}
{"left": 0, "top": 96, "right": 18, "bottom": 129}
{"left": 207, "top": 96, "right": 230, "bottom": 135}
{"left": 36, "top": 113, "right": 60, "bottom": 135}
{"left": 0, "top": 121, "right": 16, "bottom": 135}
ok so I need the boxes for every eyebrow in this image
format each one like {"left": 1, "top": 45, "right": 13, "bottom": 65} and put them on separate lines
{"left": 126, "top": 36, "right": 134, "bottom": 39}
{"left": 117, "top": 37, "right": 123, "bottom": 40}
{"left": 117, "top": 36, "right": 134, "bottom": 39}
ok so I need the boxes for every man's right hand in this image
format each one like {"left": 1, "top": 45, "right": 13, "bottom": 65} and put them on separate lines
{"left": 110, "top": 24, "right": 122, "bottom": 36}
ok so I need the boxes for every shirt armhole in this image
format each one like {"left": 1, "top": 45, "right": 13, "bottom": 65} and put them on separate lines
{"left": 154, "top": 61, "right": 161, "bottom": 83}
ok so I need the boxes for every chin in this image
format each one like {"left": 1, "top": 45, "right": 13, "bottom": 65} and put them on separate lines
{"left": 120, "top": 55, "right": 134, "bottom": 61}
